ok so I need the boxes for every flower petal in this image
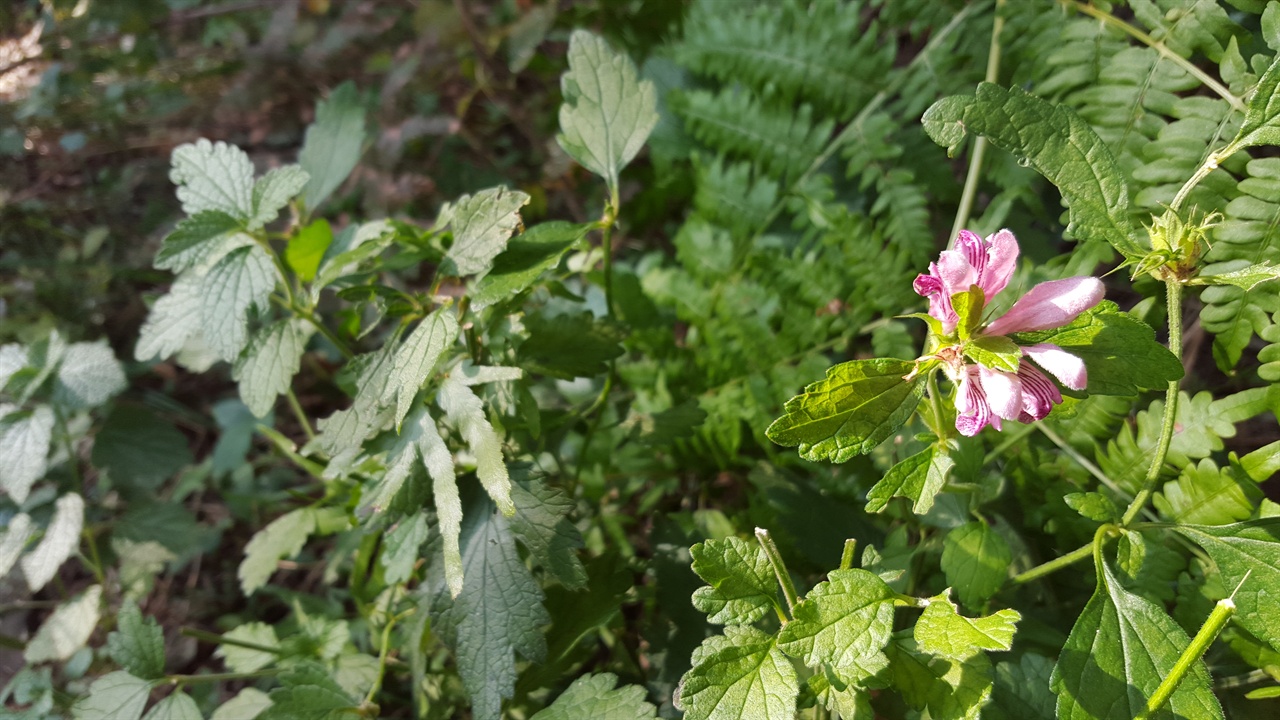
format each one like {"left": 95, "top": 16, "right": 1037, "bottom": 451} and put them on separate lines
{"left": 1016, "top": 362, "right": 1062, "bottom": 421}
{"left": 985, "top": 276, "right": 1104, "bottom": 336}
{"left": 955, "top": 230, "right": 987, "bottom": 275}
{"left": 978, "top": 366, "right": 1023, "bottom": 420}
{"left": 1023, "top": 343, "right": 1088, "bottom": 391}
{"left": 955, "top": 368, "right": 998, "bottom": 436}
{"left": 979, "top": 229, "right": 1019, "bottom": 301}
{"left": 936, "top": 250, "right": 977, "bottom": 295}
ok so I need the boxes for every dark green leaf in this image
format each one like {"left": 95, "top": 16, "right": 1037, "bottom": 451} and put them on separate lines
{"left": 154, "top": 211, "right": 252, "bottom": 274}
{"left": 520, "top": 312, "right": 625, "bottom": 379}
{"left": 381, "top": 511, "right": 430, "bottom": 585}
{"left": 300, "top": 82, "right": 366, "bottom": 212}
{"left": 107, "top": 604, "right": 166, "bottom": 680}
{"left": 941, "top": 522, "right": 1010, "bottom": 610}
{"left": 690, "top": 537, "right": 778, "bottom": 626}
{"left": 93, "top": 405, "right": 193, "bottom": 494}
{"left": 865, "top": 444, "right": 955, "bottom": 515}
{"left": 1175, "top": 520, "right": 1280, "bottom": 651}
{"left": 886, "top": 637, "right": 993, "bottom": 720}
{"left": 987, "top": 654, "right": 1055, "bottom": 720}
{"left": 509, "top": 476, "right": 588, "bottom": 590}
{"left": 766, "top": 358, "right": 924, "bottom": 463}
{"left": 471, "top": 222, "right": 589, "bottom": 308}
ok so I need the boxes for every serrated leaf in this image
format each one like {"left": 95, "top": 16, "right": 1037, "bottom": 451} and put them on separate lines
{"left": 72, "top": 672, "right": 154, "bottom": 720}
{"left": 437, "top": 376, "right": 514, "bottom": 516}
{"left": 53, "top": 341, "right": 126, "bottom": 410}
{"left": 690, "top": 537, "right": 779, "bottom": 625}
{"left": 233, "top": 320, "right": 312, "bottom": 418}
{"left": 519, "top": 312, "right": 625, "bottom": 379}
{"left": 170, "top": 139, "right": 255, "bottom": 219}
{"left": 135, "top": 272, "right": 205, "bottom": 362}
{"left": 1064, "top": 491, "right": 1120, "bottom": 523}
{"left": 887, "top": 637, "right": 993, "bottom": 720}
{"left": 383, "top": 307, "right": 458, "bottom": 429}
{"left": 1174, "top": 520, "right": 1280, "bottom": 651}
{"left": 300, "top": 82, "right": 366, "bottom": 212}
{"left": 941, "top": 522, "right": 1010, "bottom": 610}
{"left": 1009, "top": 301, "right": 1183, "bottom": 396}
{"left": 1153, "top": 459, "right": 1258, "bottom": 525}
{"left": 210, "top": 688, "right": 272, "bottom": 720}
{"left": 381, "top": 511, "right": 429, "bottom": 585}
{"left": 509, "top": 476, "right": 587, "bottom": 590}
{"left": 0, "top": 512, "right": 33, "bottom": 578}
{"left": 530, "top": 673, "right": 657, "bottom": 720}
{"left": 217, "top": 622, "right": 280, "bottom": 673}
{"left": 434, "top": 508, "right": 550, "bottom": 720}
{"left": 1051, "top": 559, "right": 1224, "bottom": 720}
{"left": 471, "top": 222, "right": 589, "bottom": 308}
{"left": 865, "top": 444, "right": 954, "bottom": 514}
{"left": 141, "top": 691, "right": 202, "bottom": 720}
{"left": 25, "top": 584, "right": 101, "bottom": 663}
{"left": 440, "top": 186, "right": 531, "bottom": 277}
{"left": 987, "top": 653, "right": 1055, "bottom": 720}
{"left": 107, "top": 604, "right": 166, "bottom": 680}
{"left": 154, "top": 211, "right": 254, "bottom": 275}
{"left": 963, "top": 335, "right": 1021, "bottom": 373}
{"left": 238, "top": 509, "right": 317, "bottom": 595}
{"left": 22, "top": 493, "right": 84, "bottom": 592}
{"left": 286, "top": 219, "right": 333, "bottom": 283}
{"left": 777, "top": 568, "right": 895, "bottom": 670}
{"left": 1236, "top": 53, "right": 1280, "bottom": 149}
{"left": 1192, "top": 262, "right": 1280, "bottom": 291}
{"left": 260, "top": 682, "right": 359, "bottom": 720}
{"left": 0, "top": 404, "right": 53, "bottom": 503}
{"left": 767, "top": 358, "right": 924, "bottom": 463}
{"left": 0, "top": 343, "right": 26, "bottom": 390}
{"left": 914, "top": 594, "right": 1020, "bottom": 661}
{"left": 557, "top": 30, "right": 659, "bottom": 195}
{"left": 677, "top": 626, "right": 799, "bottom": 720}
{"left": 249, "top": 165, "right": 309, "bottom": 230}
{"left": 201, "top": 245, "right": 278, "bottom": 362}
{"left": 92, "top": 405, "right": 193, "bottom": 494}
{"left": 922, "top": 83, "right": 1142, "bottom": 258}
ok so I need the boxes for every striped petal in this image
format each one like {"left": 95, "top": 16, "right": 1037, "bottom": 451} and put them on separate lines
{"left": 1023, "top": 343, "right": 1088, "bottom": 391}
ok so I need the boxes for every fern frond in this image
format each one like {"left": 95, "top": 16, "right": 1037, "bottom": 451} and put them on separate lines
{"left": 691, "top": 155, "right": 779, "bottom": 242}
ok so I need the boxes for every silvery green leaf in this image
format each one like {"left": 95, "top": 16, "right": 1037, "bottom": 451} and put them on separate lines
{"left": 114, "top": 539, "right": 175, "bottom": 602}
{"left": 238, "top": 508, "right": 316, "bottom": 595}
{"left": 421, "top": 411, "right": 463, "bottom": 595}
{"left": 382, "top": 511, "right": 430, "bottom": 585}
{"left": 201, "top": 245, "right": 278, "bottom": 362}
{"left": 361, "top": 404, "right": 434, "bottom": 514}
{"left": 0, "top": 343, "right": 28, "bottom": 391}
{"left": 22, "top": 493, "right": 84, "bottom": 591}
{"left": 456, "top": 363, "right": 523, "bottom": 386}
{"left": 248, "top": 165, "right": 309, "bottom": 230}
{"left": 438, "top": 376, "right": 514, "bottom": 516}
{"left": 233, "top": 320, "right": 312, "bottom": 418}
{"left": 384, "top": 307, "right": 458, "bottom": 429}
{"left": 299, "top": 81, "right": 366, "bottom": 212}
{"left": 154, "top": 211, "right": 254, "bottom": 274}
{"left": 16, "top": 331, "right": 66, "bottom": 404}
{"left": 135, "top": 272, "right": 204, "bottom": 362}
{"left": 0, "top": 512, "right": 33, "bottom": 578}
{"left": 442, "top": 186, "right": 531, "bottom": 277}
{"left": 557, "top": 30, "right": 659, "bottom": 195}
{"left": 210, "top": 688, "right": 272, "bottom": 720}
{"left": 140, "top": 691, "right": 202, "bottom": 720}
{"left": 216, "top": 622, "right": 280, "bottom": 673}
{"left": 0, "top": 404, "right": 54, "bottom": 503}
{"left": 72, "top": 671, "right": 154, "bottom": 720}
{"left": 25, "top": 584, "right": 102, "bottom": 663}
{"left": 54, "top": 341, "right": 127, "bottom": 410}
{"left": 169, "top": 139, "right": 255, "bottom": 219}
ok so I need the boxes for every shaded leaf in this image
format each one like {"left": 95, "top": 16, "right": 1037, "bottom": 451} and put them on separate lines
{"left": 509, "top": 476, "right": 587, "bottom": 590}
{"left": 519, "top": 312, "right": 625, "bottom": 379}
{"left": 107, "top": 603, "right": 166, "bottom": 680}
{"left": 300, "top": 82, "right": 366, "bottom": 212}
{"left": 93, "top": 405, "right": 193, "bottom": 494}
{"left": 866, "top": 444, "right": 954, "bottom": 514}
{"left": 1175, "top": 520, "right": 1280, "bottom": 651}
{"left": 238, "top": 509, "right": 317, "bottom": 595}
{"left": 941, "top": 522, "right": 1010, "bottom": 610}
{"left": 471, "top": 222, "right": 589, "bottom": 308}
{"left": 154, "top": 211, "right": 253, "bottom": 274}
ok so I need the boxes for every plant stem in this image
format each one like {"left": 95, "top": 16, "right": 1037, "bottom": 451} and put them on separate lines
{"left": 839, "top": 539, "right": 858, "bottom": 571}
{"left": 1135, "top": 597, "right": 1236, "bottom": 720}
{"left": 1012, "top": 542, "right": 1094, "bottom": 584}
{"left": 926, "top": 372, "right": 951, "bottom": 440}
{"left": 755, "top": 527, "right": 799, "bottom": 618}
{"left": 1060, "top": 0, "right": 1244, "bottom": 113}
{"left": 949, "top": 0, "right": 1005, "bottom": 239}
{"left": 1169, "top": 143, "right": 1238, "bottom": 214}
{"left": 365, "top": 607, "right": 414, "bottom": 706}
{"left": 1035, "top": 423, "right": 1130, "bottom": 501}
{"left": 181, "top": 627, "right": 283, "bottom": 654}
{"left": 285, "top": 388, "right": 316, "bottom": 443}
{"left": 1121, "top": 280, "right": 1183, "bottom": 526}
{"left": 166, "top": 669, "right": 280, "bottom": 684}
{"left": 300, "top": 310, "right": 355, "bottom": 360}
{"left": 599, "top": 210, "right": 616, "bottom": 316}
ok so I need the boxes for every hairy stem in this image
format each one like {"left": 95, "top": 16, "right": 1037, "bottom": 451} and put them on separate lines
{"left": 755, "top": 527, "right": 799, "bottom": 618}
{"left": 840, "top": 539, "right": 858, "bottom": 571}
{"left": 949, "top": 0, "right": 1005, "bottom": 239}
{"left": 167, "top": 669, "right": 280, "bottom": 685}
{"left": 1135, "top": 598, "right": 1236, "bottom": 720}
{"left": 1169, "top": 142, "right": 1238, "bottom": 214}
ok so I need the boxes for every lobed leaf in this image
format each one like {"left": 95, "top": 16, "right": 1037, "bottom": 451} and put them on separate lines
{"left": 530, "top": 673, "right": 657, "bottom": 720}
{"left": 169, "top": 139, "right": 255, "bottom": 220}
{"left": 676, "top": 626, "right": 798, "bottom": 720}
{"left": 108, "top": 604, "right": 166, "bottom": 680}
{"left": 913, "top": 593, "right": 1020, "bottom": 661}
{"left": 776, "top": 568, "right": 895, "bottom": 670}
{"left": 689, "top": 537, "right": 779, "bottom": 626}
{"left": 865, "top": 443, "right": 955, "bottom": 515}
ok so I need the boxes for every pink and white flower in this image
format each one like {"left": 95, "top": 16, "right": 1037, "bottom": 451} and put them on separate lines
{"left": 914, "top": 229, "right": 1104, "bottom": 436}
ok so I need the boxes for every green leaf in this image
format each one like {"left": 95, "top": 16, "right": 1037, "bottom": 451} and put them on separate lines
{"left": 519, "top": 312, "right": 625, "bottom": 379}
{"left": 249, "top": 165, "right": 309, "bottom": 231}
{"left": 1174, "top": 520, "right": 1280, "bottom": 651}
{"left": 557, "top": 29, "right": 659, "bottom": 195}
{"left": 437, "top": 376, "right": 515, "bottom": 517}
{"left": 441, "top": 186, "right": 531, "bottom": 277}
{"left": 1241, "top": 439, "right": 1280, "bottom": 482}
{"left": 154, "top": 211, "right": 254, "bottom": 274}
{"left": 21, "top": 493, "right": 84, "bottom": 592}
{"left": 941, "top": 522, "right": 1011, "bottom": 610}
{"left": 108, "top": 604, "right": 166, "bottom": 680}
{"left": 508, "top": 476, "right": 588, "bottom": 590}
{"left": 141, "top": 691, "right": 202, "bottom": 720}
{"left": 54, "top": 341, "right": 127, "bottom": 410}
{"left": 963, "top": 335, "right": 1022, "bottom": 373}
{"left": 239, "top": 509, "right": 317, "bottom": 595}
{"left": 690, "top": 537, "right": 779, "bottom": 625}
{"left": 530, "top": 673, "right": 657, "bottom": 720}
{"left": 922, "top": 83, "right": 1142, "bottom": 259}
{"left": 25, "top": 585, "right": 102, "bottom": 663}
{"left": 233, "top": 320, "right": 312, "bottom": 418}
{"left": 886, "top": 637, "right": 993, "bottom": 720}
{"left": 72, "top": 672, "right": 155, "bottom": 720}
{"left": 286, "top": 219, "right": 333, "bottom": 283}
{"left": 914, "top": 593, "right": 1020, "bottom": 661}
{"left": 1063, "top": 491, "right": 1120, "bottom": 523}
{"left": 1235, "top": 53, "right": 1280, "bottom": 149}
{"left": 777, "top": 568, "right": 894, "bottom": 670}
{"left": 1153, "top": 459, "right": 1258, "bottom": 525}
{"left": 135, "top": 272, "right": 205, "bottom": 362}
{"left": 865, "top": 444, "right": 955, "bottom": 514}
{"left": 766, "top": 358, "right": 924, "bottom": 463}
{"left": 1009, "top": 301, "right": 1183, "bottom": 396}
{"left": 1192, "top": 262, "right": 1280, "bottom": 291}
{"left": 434, "top": 508, "right": 550, "bottom": 720}
{"left": 384, "top": 307, "right": 458, "bottom": 429}
{"left": 299, "top": 82, "right": 366, "bottom": 212}
{"left": 951, "top": 287, "right": 984, "bottom": 340}
{"left": 92, "top": 405, "right": 193, "bottom": 494}
{"left": 0, "top": 512, "right": 33, "bottom": 578}
{"left": 210, "top": 688, "right": 272, "bottom": 720}
{"left": 471, "top": 221, "right": 589, "bottom": 308}
{"left": 987, "top": 654, "right": 1055, "bottom": 720}
{"left": 1051, "top": 558, "right": 1224, "bottom": 720}
{"left": 201, "top": 245, "right": 278, "bottom": 362}
{"left": 217, "top": 622, "right": 280, "bottom": 673}
{"left": 170, "top": 139, "right": 255, "bottom": 219}
{"left": 0, "top": 404, "right": 53, "bottom": 503}
{"left": 676, "top": 626, "right": 799, "bottom": 720}
{"left": 381, "top": 511, "right": 430, "bottom": 585}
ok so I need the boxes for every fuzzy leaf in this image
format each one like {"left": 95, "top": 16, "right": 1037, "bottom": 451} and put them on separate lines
{"left": 509, "top": 477, "right": 587, "bottom": 590}
{"left": 777, "top": 568, "right": 895, "bottom": 670}
{"left": 381, "top": 511, "right": 430, "bottom": 585}
{"left": 767, "top": 358, "right": 924, "bottom": 463}
{"left": 217, "top": 622, "right": 280, "bottom": 673}
{"left": 1236, "top": 53, "right": 1280, "bottom": 149}
{"left": 441, "top": 186, "right": 531, "bottom": 277}
{"left": 0, "top": 405, "right": 53, "bottom": 503}
{"left": 914, "top": 594, "right": 1020, "bottom": 661}
{"left": 72, "top": 672, "right": 154, "bottom": 720}
{"left": 941, "top": 522, "right": 1010, "bottom": 610}
{"left": 438, "top": 376, "right": 514, "bottom": 516}
{"left": 300, "top": 82, "right": 366, "bottom": 212}
{"left": 201, "top": 245, "right": 277, "bottom": 362}
{"left": 471, "top": 221, "right": 589, "bottom": 308}
{"left": 135, "top": 272, "right": 205, "bottom": 362}
{"left": 677, "top": 626, "right": 798, "bottom": 720}
{"left": 887, "top": 638, "right": 993, "bottom": 720}
{"left": 866, "top": 444, "right": 954, "bottom": 514}
{"left": 1193, "top": 262, "right": 1280, "bottom": 291}
{"left": 1175, "top": 520, "right": 1280, "bottom": 651}
{"left": 384, "top": 307, "right": 458, "bottom": 429}
{"left": 987, "top": 653, "right": 1055, "bottom": 720}
{"left": 1064, "top": 492, "right": 1120, "bottom": 523}
{"left": 92, "top": 405, "right": 193, "bottom": 493}
{"left": 0, "top": 513, "right": 33, "bottom": 578}
{"left": 233, "top": 320, "right": 312, "bottom": 418}
{"left": 154, "top": 211, "right": 254, "bottom": 274}
{"left": 141, "top": 691, "right": 202, "bottom": 720}
{"left": 249, "top": 165, "right": 309, "bottom": 230}
{"left": 170, "top": 139, "right": 255, "bottom": 219}
{"left": 690, "top": 537, "right": 779, "bottom": 626}
{"left": 557, "top": 30, "right": 659, "bottom": 194}
{"left": 530, "top": 673, "right": 657, "bottom": 720}
{"left": 22, "top": 493, "right": 84, "bottom": 592}
{"left": 53, "top": 341, "right": 127, "bottom": 410}
{"left": 238, "top": 509, "right": 317, "bottom": 595}
{"left": 519, "top": 312, "right": 625, "bottom": 379}
{"left": 108, "top": 604, "right": 166, "bottom": 680}
{"left": 25, "top": 584, "right": 101, "bottom": 663}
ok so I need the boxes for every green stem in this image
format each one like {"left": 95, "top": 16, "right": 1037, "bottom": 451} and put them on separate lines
{"left": 285, "top": 388, "right": 316, "bottom": 443}
{"left": 1060, "top": 0, "right": 1244, "bottom": 114}
{"left": 926, "top": 372, "right": 951, "bottom": 441}
{"left": 1035, "top": 423, "right": 1131, "bottom": 502}
{"left": 181, "top": 627, "right": 283, "bottom": 655}
{"left": 755, "top": 527, "right": 799, "bottom": 618}
{"left": 839, "top": 539, "right": 858, "bottom": 571}
{"left": 167, "top": 669, "right": 280, "bottom": 685}
{"left": 365, "top": 606, "right": 414, "bottom": 706}
{"left": 949, "top": 0, "right": 1005, "bottom": 239}
{"left": 599, "top": 212, "right": 616, "bottom": 317}
{"left": 1169, "top": 142, "right": 1238, "bottom": 214}
{"left": 1121, "top": 281, "right": 1183, "bottom": 526}
{"left": 300, "top": 310, "right": 355, "bottom": 360}
{"left": 1135, "top": 598, "right": 1236, "bottom": 720}
{"left": 1011, "top": 542, "right": 1094, "bottom": 584}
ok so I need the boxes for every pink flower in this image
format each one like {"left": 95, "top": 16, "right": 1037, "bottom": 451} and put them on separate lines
{"left": 914, "top": 230, "right": 1104, "bottom": 436}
